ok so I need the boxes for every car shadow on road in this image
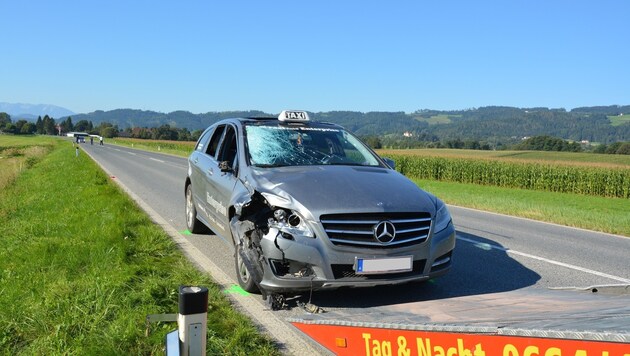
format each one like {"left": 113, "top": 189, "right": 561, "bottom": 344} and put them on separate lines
{"left": 297, "top": 231, "right": 541, "bottom": 309}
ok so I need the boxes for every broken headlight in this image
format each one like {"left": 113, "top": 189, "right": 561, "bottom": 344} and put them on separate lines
{"left": 270, "top": 209, "right": 315, "bottom": 238}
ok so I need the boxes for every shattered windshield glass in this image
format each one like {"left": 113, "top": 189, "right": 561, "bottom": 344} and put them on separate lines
{"left": 245, "top": 124, "right": 381, "bottom": 167}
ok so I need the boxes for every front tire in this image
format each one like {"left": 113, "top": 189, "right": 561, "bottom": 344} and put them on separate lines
{"left": 235, "top": 244, "right": 260, "bottom": 293}
{"left": 185, "top": 184, "right": 205, "bottom": 234}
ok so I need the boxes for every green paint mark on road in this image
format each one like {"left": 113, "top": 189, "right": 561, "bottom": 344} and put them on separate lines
{"left": 224, "top": 284, "right": 250, "bottom": 296}
{"left": 181, "top": 230, "right": 192, "bottom": 235}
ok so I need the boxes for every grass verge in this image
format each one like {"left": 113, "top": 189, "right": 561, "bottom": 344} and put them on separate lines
{"left": 0, "top": 135, "right": 57, "bottom": 190}
{"left": 0, "top": 136, "right": 279, "bottom": 354}
{"left": 415, "top": 179, "right": 630, "bottom": 237}
{"left": 110, "top": 137, "right": 194, "bottom": 157}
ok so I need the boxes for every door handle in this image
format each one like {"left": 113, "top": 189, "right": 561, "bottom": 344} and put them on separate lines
{"left": 207, "top": 167, "right": 213, "bottom": 175}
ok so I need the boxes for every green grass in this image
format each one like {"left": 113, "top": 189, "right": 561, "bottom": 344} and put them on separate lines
{"left": 415, "top": 179, "right": 630, "bottom": 237}
{"left": 412, "top": 114, "right": 460, "bottom": 125}
{"left": 0, "top": 135, "right": 57, "bottom": 190}
{"left": 110, "top": 137, "right": 194, "bottom": 157}
{"left": 0, "top": 134, "right": 59, "bottom": 148}
{"left": 0, "top": 136, "right": 279, "bottom": 354}
{"left": 608, "top": 114, "right": 630, "bottom": 126}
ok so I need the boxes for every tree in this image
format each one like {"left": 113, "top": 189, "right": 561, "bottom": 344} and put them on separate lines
{"left": 101, "top": 126, "right": 118, "bottom": 138}
{"left": 177, "top": 128, "right": 192, "bottom": 141}
{"left": 605, "top": 142, "right": 623, "bottom": 154}
{"left": 191, "top": 129, "right": 204, "bottom": 141}
{"left": 4, "top": 122, "right": 17, "bottom": 134}
{"left": 0, "top": 112, "right": 11, "bottom": 127}
{"left": 616, "top": 143, "right": 630, "bottom": 155}
{"left": 362, "top": 136, "right": 382, "bottom": 149}
{"left": 463, "top": 140, "right": 480, "bottom": 150}
{"left": 593, "top": 144, "right": 607, "bottom": 154}
{"left": 59, "top": 116, "right": 74, "bottom": 133}
{"left": 74, "top": 120, "right": 91, "bottom": 132}
{"left": 15, "top": 120, "right": 28, "bottom": 133}
{"left": 154, "top": 124, "right": 178, "bottom": 140}
{"left": 35, "top": 116, "right": 44, "bottom": 134}
{"left": 516, "top": 135, "right": 582, "bottom": 152}
{"left": 42, "top": 115, "right": 56, "bottom": 135}
{"left": 20, "top": 122, "right": 36, "bottom": 134}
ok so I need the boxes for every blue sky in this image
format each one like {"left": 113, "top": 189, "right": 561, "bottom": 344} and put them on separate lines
{"left": 1, "top": 1, "right": 628, "bottom": 114}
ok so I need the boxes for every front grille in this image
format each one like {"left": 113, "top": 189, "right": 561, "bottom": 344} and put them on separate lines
{"left": 320, "top": 212, "right": 432, "bottom": 248}
{"left": 331, "top": 260, "right": 426, "bottom": 280}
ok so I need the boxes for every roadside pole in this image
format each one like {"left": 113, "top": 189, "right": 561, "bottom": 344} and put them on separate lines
{"left": 176, "top": 286, "right": 208, "bottom": 356}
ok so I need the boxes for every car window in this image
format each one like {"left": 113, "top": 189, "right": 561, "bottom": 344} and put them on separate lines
{"left": 217, "top": 125, "right": 238, "bottom": 172}
{"left": 245, "top": 124, "right": 381, "bottom": 167}
{"left": 195, "top": 128, "right": 213, "bottom": 151}
{"left": 206, "top": 125, "right": 226, "bottom": 158}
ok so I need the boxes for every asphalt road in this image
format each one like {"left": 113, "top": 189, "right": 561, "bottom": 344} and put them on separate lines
{"left": 80, "top": 141, "right": 630, "bottom": 353}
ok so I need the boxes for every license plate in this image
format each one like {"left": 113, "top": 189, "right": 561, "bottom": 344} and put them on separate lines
{"left": 355, "top": 256, "right": 413, "bottom": 274}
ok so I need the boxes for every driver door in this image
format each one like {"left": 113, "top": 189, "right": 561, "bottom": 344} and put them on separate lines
{"left": 206, "top": 124, "right": 239, "bottom": 238}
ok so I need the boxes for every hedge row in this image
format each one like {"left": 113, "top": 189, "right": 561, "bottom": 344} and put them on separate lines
{"left": 390, "top": 155, "right": 630, "bottom": 199}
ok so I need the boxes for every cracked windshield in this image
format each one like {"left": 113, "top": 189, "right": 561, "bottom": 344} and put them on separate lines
{"left": 245, "top": 125, "right": 380, "bottom": 167}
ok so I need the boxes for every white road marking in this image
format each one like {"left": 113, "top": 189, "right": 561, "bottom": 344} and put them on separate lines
{"left": 149, "top": 157, "right": 165, "bottom": 163}
{"left": 457, "top": 235, "right": 630, "bottom": 283}
{"left": 128, "top": 152, "right": 136, "bottom": 156}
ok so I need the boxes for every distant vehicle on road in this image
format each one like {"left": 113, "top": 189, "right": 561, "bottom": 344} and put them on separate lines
{"left": 184, "top": 110, "right": 455, "bottom": 298}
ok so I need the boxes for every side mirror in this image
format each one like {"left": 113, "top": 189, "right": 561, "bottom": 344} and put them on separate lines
{"left": 218, "top": 161, "right": 232, "bottom": 172}
{"left": 383, "top": 157, "right": 395, "bottom": 170}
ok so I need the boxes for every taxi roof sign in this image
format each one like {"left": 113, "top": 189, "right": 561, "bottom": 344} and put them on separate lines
{"left": 279, "top": 110, "right": 310, "bottom": 122}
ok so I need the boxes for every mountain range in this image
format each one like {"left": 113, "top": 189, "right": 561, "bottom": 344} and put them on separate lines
{"left": 2, "top": 102, "right": 629, "bottom": 144}
{"left": 65, "top": 105, "right": 630, "bottom": 144}
{"left": 0, "top": 102, "right": 75, "bottom": 120}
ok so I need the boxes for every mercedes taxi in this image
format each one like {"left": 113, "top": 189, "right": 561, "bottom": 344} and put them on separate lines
{"left": 185, "top": 110, "right": 455, "bottom": 295}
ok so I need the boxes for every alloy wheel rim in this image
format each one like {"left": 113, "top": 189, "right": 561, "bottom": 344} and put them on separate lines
{"left": 238, "top": 255, "right": 250, "bottom": 283}
{"left": 186, "top": 188, "right": 193, "bottom": 227}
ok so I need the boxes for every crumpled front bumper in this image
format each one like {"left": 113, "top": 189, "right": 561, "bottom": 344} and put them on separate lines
{"left": 256, "top": 222, "right": 456, "bottom": 293}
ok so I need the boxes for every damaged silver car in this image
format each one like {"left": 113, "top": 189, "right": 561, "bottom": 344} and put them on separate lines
{"left": 185, "top": 110, "right": 455, "bottom": 298}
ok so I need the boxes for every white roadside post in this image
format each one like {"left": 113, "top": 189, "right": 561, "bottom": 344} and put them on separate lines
{"left": 177, "top": 286, "right": 208, "bottom": 356}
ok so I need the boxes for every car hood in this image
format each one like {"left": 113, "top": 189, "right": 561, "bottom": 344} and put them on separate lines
{"left": 246, "top": 165, "right": 436, "bottom": 218}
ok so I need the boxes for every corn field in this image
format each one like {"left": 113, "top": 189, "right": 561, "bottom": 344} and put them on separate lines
{"left": 390, "top": 155, "right": 630, "bottom": 199}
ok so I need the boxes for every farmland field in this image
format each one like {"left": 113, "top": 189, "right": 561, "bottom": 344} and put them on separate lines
{"left": 377, "top": 148, "right": 630, "bottom": 168}
{"left": 385, "top": 153, "right": 629, "bottom": 198}
{"left": 412, "top": 114, "right": 452, "bottom": 125}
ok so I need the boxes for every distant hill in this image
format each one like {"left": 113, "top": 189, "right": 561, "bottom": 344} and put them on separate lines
{"left": 59, "top": 105, "right": 630, "bottom": 144}
{"left": 412, "top": 106, "right": 630, "bottom": 144}
{"left": 66, "top": 109, "right": 270, "bottom": 131}
{"left": 0, "top": 102, "right": 75, "bottom": 120}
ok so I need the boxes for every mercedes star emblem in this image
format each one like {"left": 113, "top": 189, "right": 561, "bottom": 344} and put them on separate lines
{"left": 373, "top": 221, "right": 396, "bottom": 244}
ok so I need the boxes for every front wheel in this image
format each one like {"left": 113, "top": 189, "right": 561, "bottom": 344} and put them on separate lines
{"left": 235, "top": 244, "right": 261, "bottom": 293}
{"left": 185, "top": 184, "right": 205, "bottom": 234}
